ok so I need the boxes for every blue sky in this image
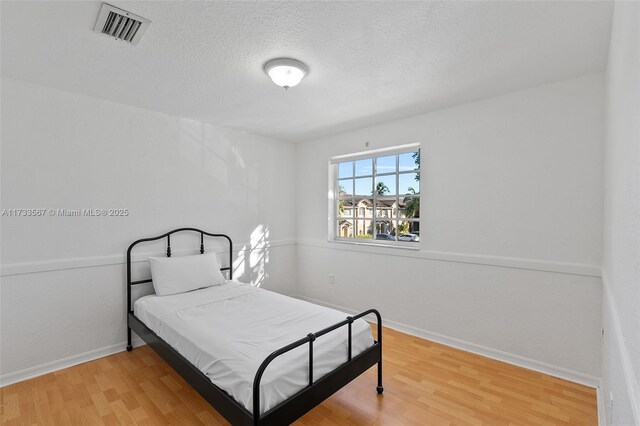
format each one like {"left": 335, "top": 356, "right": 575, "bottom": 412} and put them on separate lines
{"left": 338, "top": 151, "right": 419, "bottom": 196}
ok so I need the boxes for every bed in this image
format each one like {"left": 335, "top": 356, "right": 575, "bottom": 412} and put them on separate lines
{"left": 126, "top": 228, "right": 383, "bottom": 425}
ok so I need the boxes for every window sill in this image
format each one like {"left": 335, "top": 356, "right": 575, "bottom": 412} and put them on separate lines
{"left": 329, "top": 238, "right": 420, "bottom": 251}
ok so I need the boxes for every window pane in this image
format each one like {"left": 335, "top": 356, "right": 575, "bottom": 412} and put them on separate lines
{"left": 354, "top": 196, "right": 373, "bottom": 218}
{"left": 399, "top": 151, "right": 419, "bottom": 172}
{"left": 375, "top": 198, "right": 394, "bottom": 219}
{"left": 399, "top": 173, "right": 420, "bottom": 195}
{"left": 396, "top": 199, "right": 404, "bottom": 219}
{"left": 355, "top": 220, "right": 372, "bottom": 238}
{"left": 375, "top": 175, "right": 396, "bottom": 196}
{"left": 375, "top": 219, "right": 395, "bottom": 240}
{"left": 375, "top": 155, "right": 396, "bottom": 175}
{"left": 355, "top": 159, "right": 373, "bottom": 177}
{"left": 338, "top": 161, "right": 353, "bottom": 178}
{"left": 338, "top": 198, "right": 353, "bottom": 218}
{"left": 397, "top": 220, "right": 420, "bottom": 241}
{"left": 354, "top": 177, "right": 373, "bottom": 196}
{"left": 337, "top": 219, "right": 354, "bottom": 238}
{"left": 337, "top": 178, "right": 353, "bottom": 197}
{"left": 398, "top": 196, "right": 420, "bottom": 220}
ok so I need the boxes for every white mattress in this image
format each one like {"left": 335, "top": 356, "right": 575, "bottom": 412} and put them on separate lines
{"left": 134, "top": 281, "right": 374, "bottom": 415}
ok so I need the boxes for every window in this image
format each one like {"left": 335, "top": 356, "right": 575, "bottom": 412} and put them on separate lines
{"left": 332, "top": 144, "right": 420, "bottom": 245}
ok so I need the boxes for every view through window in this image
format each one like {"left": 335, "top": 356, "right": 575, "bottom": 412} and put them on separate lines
{"left": 334, "top": 146, "right": 420, "bottom": 244}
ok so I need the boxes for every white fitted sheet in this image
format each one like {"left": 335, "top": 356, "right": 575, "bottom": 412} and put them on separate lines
{"left": 134, "top": 281, "right": 374, "bottom": 414}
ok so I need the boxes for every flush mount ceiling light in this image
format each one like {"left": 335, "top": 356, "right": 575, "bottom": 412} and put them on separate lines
{"left": 263, "top": 58, "right": 308, "bottom": 89}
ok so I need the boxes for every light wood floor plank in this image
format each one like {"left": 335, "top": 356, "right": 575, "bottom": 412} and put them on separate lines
{"left": 0, "top": 327, "right": 597, "bottom": 425}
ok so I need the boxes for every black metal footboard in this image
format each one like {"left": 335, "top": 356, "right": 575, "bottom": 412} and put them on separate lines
{"left": 252, "top": 309, "right": 383, "bottom": 425}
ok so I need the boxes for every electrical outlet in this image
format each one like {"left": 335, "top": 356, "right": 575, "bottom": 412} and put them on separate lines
{"left": 608, "top": 392, "right": 614, "bottom": 423}
{"left": 328, "top": 274, "right": 335, "bottom": 285}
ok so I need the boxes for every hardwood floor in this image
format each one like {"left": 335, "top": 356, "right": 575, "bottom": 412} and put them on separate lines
{"left": 1, "top": 327, "right": 597, "bottom": 425}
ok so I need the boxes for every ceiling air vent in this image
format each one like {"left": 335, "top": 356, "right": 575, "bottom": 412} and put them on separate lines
{"left": 93, "top": 3, "right": 150, "bottom": 46}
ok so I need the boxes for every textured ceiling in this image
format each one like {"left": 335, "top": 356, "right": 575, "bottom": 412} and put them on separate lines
{"left": 1, "top": 1, "right": 612, "bottom": 142}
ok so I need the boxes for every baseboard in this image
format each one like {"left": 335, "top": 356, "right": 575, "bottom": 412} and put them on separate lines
{"left": 0, "top": 337, "right": 145, "bottom": 387}
{"left": 296, "top": 294, "right": 601, "bottom": 389}
{"left": 2, "top": 292, "right": 603, "bottom": 401}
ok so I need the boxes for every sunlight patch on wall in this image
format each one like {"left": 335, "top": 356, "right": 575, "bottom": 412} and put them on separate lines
{"left": 177, "top": 118, "right": 232, "bottom": 185}
{"left": 232, "top": 224, "right": 270, "bottom": 288}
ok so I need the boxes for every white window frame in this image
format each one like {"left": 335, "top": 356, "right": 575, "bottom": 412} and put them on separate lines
{"left": 328, "top": 143, "right": 421, "bottom": 249}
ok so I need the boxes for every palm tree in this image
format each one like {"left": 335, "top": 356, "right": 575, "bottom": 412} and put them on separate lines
{"left": 403, "top": 187, "right": 420, "bottom": 233}
{"left": 404, "top": 197, "right": 420, "bottom": 219}
{"left": 373, "top": 182, "right": 390, "bottom": 196}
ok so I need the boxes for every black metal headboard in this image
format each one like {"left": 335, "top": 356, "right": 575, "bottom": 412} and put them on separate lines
{"left": 126, "top": 228, "right": 233, "bottom": 314}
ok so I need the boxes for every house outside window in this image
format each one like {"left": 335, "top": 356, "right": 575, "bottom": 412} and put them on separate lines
{"left": 332, "top": 144, "right": 420, "bottom": 246}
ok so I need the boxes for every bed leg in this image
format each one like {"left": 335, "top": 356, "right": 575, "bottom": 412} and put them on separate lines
{"left": 127, "top": 328, "right": 133, "bottom": 352}
{"left": 375, "top": 312, "right": 384, "bottom": 395}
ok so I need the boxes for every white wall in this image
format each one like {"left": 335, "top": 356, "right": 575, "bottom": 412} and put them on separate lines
{"left": 602, "top": 1, "right": 640, "bottom": 424}
{"left": 0, "top": 78, "right": 297, "bottom": 384}
{"left": 0, "top": 72, "right": 609, "bottom": 391}
{"left": 295, "top": 74, "right": 604, "bottom": 381}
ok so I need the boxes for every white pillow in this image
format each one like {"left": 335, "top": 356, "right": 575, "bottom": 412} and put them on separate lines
{"left": 149, "top": 252, "right": 226, "bottom": 296}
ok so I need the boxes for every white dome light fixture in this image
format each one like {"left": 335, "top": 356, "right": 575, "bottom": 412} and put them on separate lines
{"left": 264, "top": 58, "right": 308, "bottom": 90}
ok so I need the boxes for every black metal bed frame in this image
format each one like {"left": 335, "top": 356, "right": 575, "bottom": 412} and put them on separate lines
{"left": 126, "top": 228, "right": 383, "bottom": 425}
